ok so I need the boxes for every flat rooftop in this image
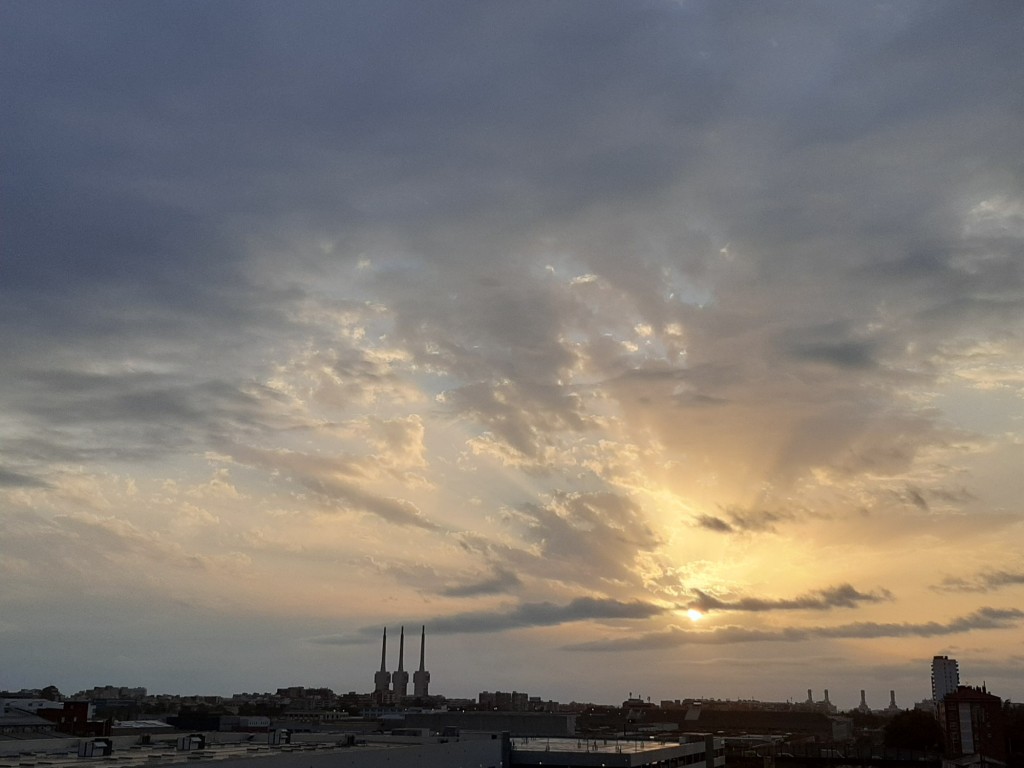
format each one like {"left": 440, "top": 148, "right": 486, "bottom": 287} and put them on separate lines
{"left": 513, "top": 737, "right": 681, "bottom": 754}
{"left": 511, "top": 736, "right": 721, "bottom": 768}
{"left": 516, "top": 737, "right": 700, "bottom": 753}
{"left": 0, "top": 740, "right": 400, "bottom": 768}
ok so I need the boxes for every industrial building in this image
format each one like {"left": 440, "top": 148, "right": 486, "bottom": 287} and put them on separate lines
{"left": 0, "top": 732, "right": 505, "bottom": 768}
{"left": 0, "top": 728, "right": 725, "bottom": 768}
{"left": 399, "top": 710, "right": 576, "bottom": 737}
{"left": 372, "top": 625, "right": 430, "bottom": 705}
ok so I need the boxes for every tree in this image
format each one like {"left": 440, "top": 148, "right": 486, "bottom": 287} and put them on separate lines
{"left": 884, "top": 709, "right": 943, "bottom": 751}
{"left": 1004, "top": 701, "right": 1024, "bottom": 768}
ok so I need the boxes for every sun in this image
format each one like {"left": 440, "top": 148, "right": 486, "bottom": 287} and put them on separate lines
{"left": 686, "top": 608, "right": 704, "bottom": 622}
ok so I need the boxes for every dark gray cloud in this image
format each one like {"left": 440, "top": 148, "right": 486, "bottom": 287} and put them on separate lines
{"left": 566, "top": 607, "right": 1024, "bottom": 652}
{"left": 1, "top": 0, "right": 717, "bottom": 298}
{"left": 0, "top": 467, "right": 50, "bottom": 488}
{"left": 781, "top": 322, "right": 881, "bottom": 371}
{"left": 0, "top": 368, "right": 278, "bottom": 469}
{"left": 695, "top": 515, "right": 734, "bottom": 533}
{"left": 425, "top": 596, "right": 666, "bottom": 634}
{"left": 694, "top": 507, "right": 797, "bottom": 535}
{"left": 309, "top": 596, "right": 667, "bottom": 646}
{"left": 933, "top": 570, "right": 1024, "bottom": 594}
{"left": 3, "top": 0, "right": 1022, "bottom": 492}
{"left": 689, "top": 584, "right": 893, "bottom": 614}
{"left": 886, "top": 484, "right": 978, "bottom": 513}
{"left": 441, "top": 568, "right": 522, "bottom": 598}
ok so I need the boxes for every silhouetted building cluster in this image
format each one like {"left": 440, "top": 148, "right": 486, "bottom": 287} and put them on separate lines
{"left": 929, "top": 655, "right": 1015, "bottom": 768}
{"left": 478, "top": 690, "right": 529, "bottom": 711}
{"left": 5, "top": 646, "right": 1024, "bottom": 768}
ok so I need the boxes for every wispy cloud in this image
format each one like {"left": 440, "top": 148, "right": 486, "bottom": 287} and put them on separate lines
{"left": 0, "top": 467, "right": 50, "bottom": 488}
{"left": 441, "top": 568, "right": 522, "bottom": 598}
{"left": 308, "top": 596, "right": 667, "bottom": 646}
{"left": 694, "top": 507, "right": 797, "bottom": 534}
{"left": 227, "top": 443, "right": 442, "bottom": 531}
{"left": 933, "top": 570, "right": 1024, "bottom": 594}
{"left": 688, "top": 584, "right": 893, "bottom": 614}
{"left": 565, "top": 607, "right": 1024, "bottom": 652}
{"left": 425, "top": 597, "right": 666, "bottom": 634}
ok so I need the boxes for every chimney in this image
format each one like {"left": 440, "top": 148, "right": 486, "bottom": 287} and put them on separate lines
{"left": 391, "top": 626, "right": 409, "bottom": 699}
{"left": 373, "top": 627, "right": 391, "bottom": 696}
{"left": 413, "top": 625, "right": 430, "bottom": 698}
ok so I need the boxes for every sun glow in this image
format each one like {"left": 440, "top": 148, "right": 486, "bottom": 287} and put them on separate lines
{"left": 687, "top": 608, "right": 704, "bottom": 622}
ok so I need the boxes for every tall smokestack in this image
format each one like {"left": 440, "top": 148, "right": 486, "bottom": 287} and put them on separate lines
{"left": 859, "top": 690, "right": 868, "bottom": 712}
{"left": 413, "top": 625, "right": 430, "bottom": 698}
{"left": 890, "top": 690, "right": 897, "bottom": 708}
{"left": 373, "top": 627, "right": 391, "bottom": 697}
{"left": 392, "top": 626, "right": 409, "bottom": 699}
{"left": 807, "top": 689, "right": 813, "bottom": 703}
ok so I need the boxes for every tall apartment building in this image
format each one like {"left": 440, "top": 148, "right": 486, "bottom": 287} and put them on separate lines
{"left": 931, "top": 655, "right": 959, "bottom": 703}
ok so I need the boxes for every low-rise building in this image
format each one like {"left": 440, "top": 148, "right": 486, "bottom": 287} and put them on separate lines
{"left": 1, "top": 698, "right": 63, "bottom": 715}
{"left": 512, "top": 733, "right": 726, "bottom": 768}
{"left": 939, "top": 685, "right": 1006, "bottom": 766}
{"left": 0, "top": 710, "right": 58, "bottom": 738}
{"left": 400, "top": 709, "right": 576, "bottom": 737}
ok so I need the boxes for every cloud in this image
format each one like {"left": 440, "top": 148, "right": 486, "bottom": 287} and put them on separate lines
{"left": 439, "top": 379, "right": 593, "bottom": 465}
{"left": 0, "top": 368, "right": 280, "bottom": 470}
{"left": 688, "top": 584, "right": 894, "bottom": 614}
{"left": 694, "top": 507, "right": 797, "bottom": 534}
{"left": 307, "top": 596, "right": 665, "bottom": 647}
{"left": 226, "top": 443, "right": 442, "bottom": 531}
{"left": 425, "top": 597, "right": 666, "bottom": 635}
{"left": 933, "top": 570, "right": 1024, "bottom": 594}
{"left": 2, "top": 1, "right": 1024, "bottom": 699}
{"left": 307, "top": 630, "right": 377, "bottom": 648}
{"left": 0, "top": 467, "right": 50, "bottom": 488}
{"left": 441, "top": 568, "right": 522, "bottom": 598}
{"left": 695, "top": 515, "right": 734, "bottom": 533}
{"left": 0, "top": 508, "right": 249, "bottom": 584}
{"left": 782, "top": 323, "right": 881, "bottom": 370}
{"left": 492, "top": 491, "right": 663, "bottom": 591}
{"left": 566, "top": 607, "right": 1024, "bottom": 652}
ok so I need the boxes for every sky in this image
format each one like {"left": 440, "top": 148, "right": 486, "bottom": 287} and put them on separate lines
{"left": 1, "top": 1, "right": 1023, "bottom": 710}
